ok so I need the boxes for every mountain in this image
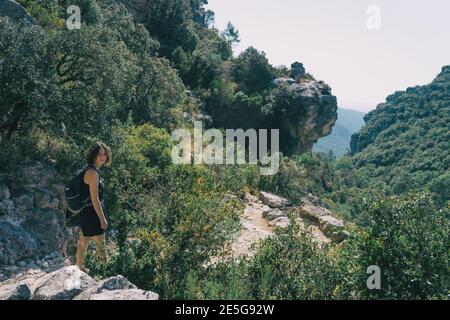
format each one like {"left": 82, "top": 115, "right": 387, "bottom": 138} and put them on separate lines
{"left": 313, "top": 108, "right": 366, "bottom": 158}
{"left": 349, "top": 65, "right": 450, "bottom": 201}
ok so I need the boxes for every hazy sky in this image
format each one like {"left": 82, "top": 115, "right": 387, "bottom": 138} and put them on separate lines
{"left": 207, "top": 0, "right": 450, "bottom": 112}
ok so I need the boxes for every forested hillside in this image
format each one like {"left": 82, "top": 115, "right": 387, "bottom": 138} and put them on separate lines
{"left": 349, "top": 66, "right": 450, "bottom": 204}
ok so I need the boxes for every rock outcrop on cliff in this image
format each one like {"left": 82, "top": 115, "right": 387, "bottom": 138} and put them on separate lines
{"left": 274, "top": 78, "right": 337, "bottom": 154}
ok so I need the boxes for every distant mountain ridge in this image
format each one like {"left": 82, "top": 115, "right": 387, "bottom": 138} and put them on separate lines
{"left": 314, "top": 108, "right": 366, "bottom": 158}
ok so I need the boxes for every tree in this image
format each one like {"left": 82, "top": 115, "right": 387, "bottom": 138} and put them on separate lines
{"left": 221, "top": 21, "right": 240, "bottom": 47}
{"left": 0, "top": 18, "right": 61, "bottom": 139}
{"left": 143, "top": 0, "right": 198, "bottom": 55}
{"left": 230, "top": 47, "right": 275, "bottom": 94}
{"left": 356, "top": 192, "right": 449, "bottom": 299}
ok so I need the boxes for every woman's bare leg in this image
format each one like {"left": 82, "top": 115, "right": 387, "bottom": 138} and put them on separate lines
{"left": 76, "top": 235, "right": 90, "bottom": 270}
{"left": 93, "top": 234, "right": 106, "bottom": 262}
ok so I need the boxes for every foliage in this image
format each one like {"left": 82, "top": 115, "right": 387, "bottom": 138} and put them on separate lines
{"left": 350, "top": 66, "right": 450, "bottom": 204}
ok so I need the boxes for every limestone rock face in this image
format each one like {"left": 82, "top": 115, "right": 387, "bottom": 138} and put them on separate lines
{"left": 281, "top": 80, "right": 337, "bottom": 154}
{"left": 0, "top": 160, "right": 159, "bottom": 300}
{"left": 0, "top": 0, "right": 36, "bottom": 25}
{"left": 0, "top": 161, "right": 71, "bottom": 267}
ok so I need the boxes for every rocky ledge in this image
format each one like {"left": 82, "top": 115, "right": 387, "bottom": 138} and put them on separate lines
{"left": 228, "top": 191, "right": 348, "bottom": 259}
{"left": 0, "top": 265, "right": 159, "bottom": 300}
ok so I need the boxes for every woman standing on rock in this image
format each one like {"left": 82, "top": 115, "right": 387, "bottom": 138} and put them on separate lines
{"left": 76, "top": 141, "right": 111, "bottom": 271}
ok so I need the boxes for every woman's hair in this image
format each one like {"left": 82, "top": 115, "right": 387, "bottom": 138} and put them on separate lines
{"left": 85, "top": 141, "right": 112, "bottom": 167}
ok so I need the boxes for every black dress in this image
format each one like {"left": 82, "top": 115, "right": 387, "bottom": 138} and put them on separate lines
{"left": 78, "top": 165, "right": 106, "bottom": 237}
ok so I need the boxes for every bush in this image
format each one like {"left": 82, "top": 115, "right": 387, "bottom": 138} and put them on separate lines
{"left": 354, "top": 192, "right": 449, "bottom": 299}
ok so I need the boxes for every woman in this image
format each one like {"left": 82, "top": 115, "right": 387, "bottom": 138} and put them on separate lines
{"left": 76, "top": 141, "right": 112, "bottom": 271}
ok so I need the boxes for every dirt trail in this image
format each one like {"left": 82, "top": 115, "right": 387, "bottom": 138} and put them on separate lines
{"left": 230, "top": 193, "right": 331, "bottom": 259}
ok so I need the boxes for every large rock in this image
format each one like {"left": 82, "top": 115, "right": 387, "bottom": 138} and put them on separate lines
{"left": 74, "top": 275, "right": 159, "bottom": 300}
{"left": 318, "top": 215, "right": 347, "bottom": 242}
{"left": 0, "top": 282, "right": 31, "bottom": 300}
{"left": 205, "top": 59, "right": 337, "bottom": 155}
{"left": 86, "top": 289, "right": 159, "bottom": 300}
{"left": 282, "top": 79, "right": 337, "bottom": 154}
{"left": 298, "top": 203, "right": 331, "bottom": 221}
{"left": 264, "top": 209, "right": 286, "bottom": 221}
{"left": 0, "top": 220, "right": 38, "bottom": 265}
{"left": 267, "top": 217, "right": 290, "bottom": 229}
{"left": 259, "top": 192, "right": 290, "bottom": 209}
{"left": 31, "top": 266, "right": 96, "bottom": 300}
{"left": 0, "top": 0, "right": 36, "bottom": 25}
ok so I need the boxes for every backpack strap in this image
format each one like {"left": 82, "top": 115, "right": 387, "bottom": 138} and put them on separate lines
{"left": 79, "top": 165, "right": 100, "bottom": 199}
{"left": 81, "top": 164, "right": 99, "bottom": 178}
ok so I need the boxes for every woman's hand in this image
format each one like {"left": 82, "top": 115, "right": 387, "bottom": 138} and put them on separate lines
{"left": 100, "top": 218, "right": 108, "bottom": 230}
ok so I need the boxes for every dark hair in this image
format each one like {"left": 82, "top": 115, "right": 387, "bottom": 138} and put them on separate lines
{"left": 85, "top": 141, "right": 112, "bottom": 167}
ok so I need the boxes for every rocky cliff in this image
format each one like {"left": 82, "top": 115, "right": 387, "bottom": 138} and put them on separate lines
{"left": 275, "top": 78, "right": 338, "bottom": 154}
{"left": 0, "top": 160, "right": 158, "bottom": 300}
{"left": 0, "top": 161, "right": 71, "bottom": 267}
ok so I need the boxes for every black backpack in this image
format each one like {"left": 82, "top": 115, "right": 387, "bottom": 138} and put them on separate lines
{"left": 64, "top": 165, "right": 97, "bottom": 226}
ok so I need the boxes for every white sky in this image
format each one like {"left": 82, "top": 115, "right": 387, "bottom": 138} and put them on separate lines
{"left": 207, "top": 0, "right": 450, "bottom": 112}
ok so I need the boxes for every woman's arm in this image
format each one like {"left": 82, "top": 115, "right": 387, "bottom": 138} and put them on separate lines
{"left": 85, "top": 169, "right": 108, "bottom": 229}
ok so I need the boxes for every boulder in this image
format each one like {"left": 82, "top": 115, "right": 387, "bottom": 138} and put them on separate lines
{"left": 302, "top": 193, "right": 325, "bottom": 207}
{"left": 298, "top": 203, "right": 331, "bottom": 221}
{"left": 318, "top": 216, "right": 348, "bottom": 242}
{"left": 83, "top": 289, "right": 159, "bottom": 300}
{"left": 120, "top": 0, "right": 148, "bottom": 23}
{"left": 74, "top": 275, "right": 159, "bottom": 300}
{"left": 264, "top": 209, "right": 286, "bottom": 221}
{"left": 259, "top": 192, "right": 290, "bottom": 209}
{"left": 268, "top": 217, "right": 290, "bottom": 229}
{"left": 73, "top": 275, "right": 136, "bottom": 299}
{"left": 0, "top": 282, "right": 31, "bottom": 300}
{"left": 31, "top": 266, "right": 96, "bottom": 300}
